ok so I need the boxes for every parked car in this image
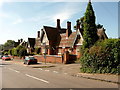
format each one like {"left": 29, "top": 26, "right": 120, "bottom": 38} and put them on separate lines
{"left": 24, "top": 56, "right": 37, "bottom": 65}
{"left": 2, "top": 55, "right": 11, "bottom": 60}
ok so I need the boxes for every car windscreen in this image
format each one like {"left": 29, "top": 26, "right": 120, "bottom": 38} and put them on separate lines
{"left": 5, "top": 56, "right": 9, "bottom": 57}
{"left": 29, "top": 57, "right": 35, "bottom": 60}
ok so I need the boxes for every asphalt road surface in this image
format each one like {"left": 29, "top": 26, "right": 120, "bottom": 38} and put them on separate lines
{"left": 0, "top": 60, "right": 118, "bottom": 88}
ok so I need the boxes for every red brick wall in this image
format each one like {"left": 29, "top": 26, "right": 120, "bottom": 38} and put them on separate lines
{"left": 34, "top": 55, "right": 63, "bottom": 64}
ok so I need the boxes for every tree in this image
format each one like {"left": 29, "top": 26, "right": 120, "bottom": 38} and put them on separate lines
{"left": 19, "top": 47, "right": 27, "bottom": 59}
{"left": 12, "top": 48, "right": 17, "bottom": 56}
{"left": 16, "top": 45, "right": 24, "bottom": 56}
{"left": 82, "top": 1, "right": 98, "bottom": 49}
{"left": 4, "top": 40, "right": 15, "bottom": 47}
{"left": 8, "top": 49, "right": 12, "bottom": 55}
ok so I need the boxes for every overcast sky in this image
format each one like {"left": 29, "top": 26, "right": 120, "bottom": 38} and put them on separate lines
{"left": 0, "top": 0, "right": 119, "bottom": 44}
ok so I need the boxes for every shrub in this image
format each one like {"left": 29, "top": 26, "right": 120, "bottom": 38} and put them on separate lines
{"left": 12, "top": 48, "right": 17, "bottom": 56}
{"left": 4, "top": 51, "right": 8, "bottom": 55}
{"left": 16, "top": 45, "right": 24, "bottom": 56}
{"left": 8, "top": 49, "right": 12, "bottom": 55}
{"left": 19, "top": 48, "right": 27, "bottom": 59}
{"left": 35, "top": 47, "right": 40, "bottom": 54}
{"left": 80, "top": 39, "right": 120, "bottom": 74}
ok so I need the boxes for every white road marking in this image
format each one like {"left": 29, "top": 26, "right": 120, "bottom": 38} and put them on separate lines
{"left": 45, "top": 70, "right": 50, "bottom": 72}
{"left": 64, "top": 73, "right": 68, "bottom": 75}
{"left": 8, "top": 68, "right": 20, "bottom": 73}
{"left": 25, "top": 74, "right": 49, "bottom": 84}
{"left": 53, "top": 71, "right": 58, "bottom": 73}
{"left": 0, "top": 65, "right": 4, "bottom": 67}
{"left": 38, "top": 68, "right": 43, "bottom": 70}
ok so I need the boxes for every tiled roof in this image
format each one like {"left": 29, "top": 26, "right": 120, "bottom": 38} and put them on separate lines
{"left": 43, "top": 26, "right": 61, "bottom": 46}
{"left": 28, "top": 38, "right": 35, "bottom": 48}
{"left": 59, "top": 32, "right": 77, "bottom": 47}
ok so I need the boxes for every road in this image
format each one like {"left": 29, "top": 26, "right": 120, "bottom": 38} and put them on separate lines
{"left": 0, "top": 59, "right": 118, "bottom": 88}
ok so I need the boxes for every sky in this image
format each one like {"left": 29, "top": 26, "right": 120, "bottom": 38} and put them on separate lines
{"left": 0, "top": 0, "right": 119, "bottom": 44}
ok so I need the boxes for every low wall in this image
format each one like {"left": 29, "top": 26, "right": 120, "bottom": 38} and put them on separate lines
{"left": 12, "top": 54, "right": 77, "bottom": 64}
{"left": 12, "top": 56, "right": 24, "bottom": 60}
{"left": 34, "top": 55, "right": 63, "bottom": 64}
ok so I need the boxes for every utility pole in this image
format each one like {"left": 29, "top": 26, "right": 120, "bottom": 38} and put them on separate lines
{"left": 43, "top": 42, "right": 46, "bottom": 64}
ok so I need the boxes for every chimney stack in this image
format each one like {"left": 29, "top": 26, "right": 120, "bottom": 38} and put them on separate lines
{"left": 37, "top": 31, "right": 40, "bottom": 38}
{"left": 76, "top": 20, "right": 80, "bottom": 30}
{"left": 66, "top": 21, "right": 72, "bottom": 38}
{"left": 20, "top": 39, "right": 23, "bottom": 42}
{"left": 18, "top": 39, "right": 20, "bottom": 43}
{"left": 67, "top": 21, "right": 71, "bottom": 31}
{"left": 57, "top": 19, "right": 61, "bottom": 29}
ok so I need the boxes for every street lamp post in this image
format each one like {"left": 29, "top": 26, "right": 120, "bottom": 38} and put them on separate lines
{"left": 43, "top": 42, "right": 46, "bottom": 64}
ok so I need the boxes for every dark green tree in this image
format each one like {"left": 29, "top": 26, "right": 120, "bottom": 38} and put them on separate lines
{"left": 15, "top": 45, "right": 24, "bottom": 56}
{"left": 19, "top": 47, "right": 27, "bottom": 59}
{"left": 83, "top": 1, "right": 98, "bottom": 49}
{"left": 4, "top": 40, "right": 15, "bottom": 47}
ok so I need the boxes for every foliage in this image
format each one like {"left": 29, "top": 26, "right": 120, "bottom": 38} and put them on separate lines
{"left": 0, "top": 44, "right": 4, "bottom": 51}
{"left": 11, "top": 45, "right": 27, "bottom": 57}
{"left": 4, "top": 40, "right": 15, "bottom": 47}
{"left": 8, "top": 49, "right": 12, "bottom": 55}
{"left": 19, "top": 47, "right": 27, "bottom": 58}
{"left": 12, "top": 48, "right": 17, "bottom": 56}
{"left": 80, "top": 39, "right": 120, "bottom": 74}
{"left": 15, "top": 45, "right": 24, "bottom": 56}
{"left": 35, "top": 47, "right": 40, "bottom": 54}
{"left": 82, "top": 2, "right": 98, "bottom": 49}
{"left": 4, "top": 51, "right": 8, "bottom": 55}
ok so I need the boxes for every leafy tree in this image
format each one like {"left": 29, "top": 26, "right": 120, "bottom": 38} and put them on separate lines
{"left": 16, "top": 45, "right": 24, "bottom": 56}
{"left": 80, "top": 39, "right": 120, "bottom": 74}
{"left": 4, "top": 40, "right": 15, "bottom": 47}
{"left": 35, "top": 47, "right": 40, "bottom": 54}
{"left": 0, "top": 44, "right": 4, "bottom": 51}
{"left": 8, "top": 49, "right": 12, "bottom": 55}
{"left": 12, "top": 48, "right": 17, "bottom": 56}
{"left": 19, "top": 47, "right": 27, "bottom": 59}
{"left": 82, "top": 1, "right": 98, "bottom": 49}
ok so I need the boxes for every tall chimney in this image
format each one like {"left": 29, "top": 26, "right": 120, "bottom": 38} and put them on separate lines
{"left": 37, "top": 31, "right": 40, "bottom": 38}
{"left": 76, "top": 20, "right": 80, "bottom": 30}
{"left": 18, "top": 39, "right": 20, "bottom": 43}
{"left": 57, "top": 19, "right": 61, "bottom": 29}
{"left": 67, "top": 21, "right": 71, "bottom": 31}
{"left": 66, "top": 21, "right": 72, "bottom": 38}
{"left": 20, "top": 39, "right": 23, "bottom": 42}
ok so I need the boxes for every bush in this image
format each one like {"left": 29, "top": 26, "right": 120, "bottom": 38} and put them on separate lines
{"left": 80, "top": 39, "right": 120, "bottom": 74}
{"left": 19, "top": 48, "right": 27, "bottom": 59}
{"left": 4, "top": 51, "right": 8, "bottom": 55}
{"left": 16, "top": 45, "right": 24, "bottom": 56}
{"left": 8, "top": 49, "right": 12, "bottom": 55}
{"left": 35, "top": 47, "right": 40, "bottom": 54}
{"left": 12, "top": 48, "right": 17, "bottom": 56}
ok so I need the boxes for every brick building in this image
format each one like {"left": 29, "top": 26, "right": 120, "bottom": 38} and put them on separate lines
{"left": 34, "top": 19, "right": 108, "bottom": 58}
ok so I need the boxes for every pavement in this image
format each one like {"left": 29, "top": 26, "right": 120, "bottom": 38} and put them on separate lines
{"left": 10, "top": 59, "right": 120, "bottom": 85}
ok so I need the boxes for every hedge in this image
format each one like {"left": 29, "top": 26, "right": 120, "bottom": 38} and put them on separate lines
{"left": 80, "top": 39, "right": 120, "bottom": 74}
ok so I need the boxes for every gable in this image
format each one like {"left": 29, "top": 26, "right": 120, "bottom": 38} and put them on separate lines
{"left": 73, "top": 29, "right": 84, "bottom": 46}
